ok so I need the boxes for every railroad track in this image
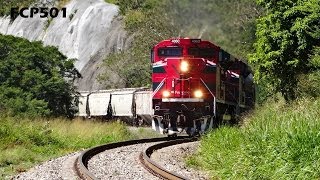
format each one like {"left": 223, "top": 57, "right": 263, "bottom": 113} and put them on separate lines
{"left": 75, "top": 136, "right": 196, "bottom": 180}
{"left": 140, "top": 137, "right": 197, "bottom": 180}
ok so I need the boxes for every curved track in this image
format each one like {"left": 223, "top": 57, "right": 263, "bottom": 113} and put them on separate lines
{"left": 140, "top": 138, "right": 197, "bottom": 180}
{"left": 75, "top": 136, "right": 192, "bottom": 180}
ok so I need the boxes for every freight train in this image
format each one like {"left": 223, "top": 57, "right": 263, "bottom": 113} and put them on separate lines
{"left": 78, "top": 38, "right": 255, "bottom": 136}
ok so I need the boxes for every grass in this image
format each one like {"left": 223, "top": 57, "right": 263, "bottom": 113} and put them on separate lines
{"left": 57, "top": 0, "right": 71, "bottom": 9}
{"left": 0, "top": 117, "right": 137, "bottom": 178}
{"left": 187, "top": 97, "right": 320, "bottom": 179}
{"left": 128, "top": 126, "right": 164, "bottom": 139}
{"left": 104, "top": 0, "right": 118, "bottom": 4}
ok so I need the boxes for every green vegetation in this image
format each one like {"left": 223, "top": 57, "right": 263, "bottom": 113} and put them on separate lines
{"left": 174, "top": 1, "right": 320, "bottom": 178}
{"left": 297, "top": 70, "right": 320, "bottom": 98}
{"left": 102, "top": 0, "right": 320, "bottom": 103}
{"left": 44, "top": 17, "right": 53, "bottom": 30}
{"left": 129, "top": 127, "right": 164, "bottom": 139}
{"left": 166, "top": 0, "right": 261, "bottom": 58}
{"left": 100, "top": 0, "right": 261, "bottom": 88}
{"left": 100, "top": 0, "right": 260, "bottom": 88}
{"left": 0, "top": 0, "right": 36, "bottom": 16}
{"left": 56, "top": 0, "right": 71, "bottom": 9}
{"left": 0, "top": 0, "right": 70, "bottom": 18}
{"left": 249, "top": 0, "right": 320, "bottom": 101}
{"left": 1, "top": 1, "right": 319, "bottom": 179}
{"left": 100, "top": 0, "right": 177, "bottom": 88}
{"left": 0, "top": 117, "right": 158, "bottom": 178}
{"left": 187, "top": 97, "right": 320, "bottom": 179}
{"left": 105, "top": 0, "right": 118, "bottom": 5}
{"left": 0, "top": 35, "right": 80, "bottom": 117}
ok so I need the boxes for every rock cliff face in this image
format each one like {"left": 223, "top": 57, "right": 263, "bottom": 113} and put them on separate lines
{"left": 0, "top": 0, "right": 131, "bottom": 90}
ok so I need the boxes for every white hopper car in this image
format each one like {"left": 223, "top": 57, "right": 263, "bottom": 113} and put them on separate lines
{"left": 77, "top": 88, "right": 153, "bottom": 125}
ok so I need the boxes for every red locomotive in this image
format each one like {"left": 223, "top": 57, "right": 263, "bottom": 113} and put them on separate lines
{"left": 151, "top": 38, "right": 254, "bottom": 136}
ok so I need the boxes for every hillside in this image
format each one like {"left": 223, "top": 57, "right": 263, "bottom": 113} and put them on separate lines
{"left": 100, "top": 0, "right": 261, "bottom": 88}
{"left": 0, "top": 0, "right": 262, "bottom": 91}
{"left": 0, "top": 0, "right": 131, "bottom": 91}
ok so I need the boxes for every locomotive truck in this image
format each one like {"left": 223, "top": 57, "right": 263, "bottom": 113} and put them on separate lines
{"left": 78, "top": 38, "right": 255, "bottom": 136}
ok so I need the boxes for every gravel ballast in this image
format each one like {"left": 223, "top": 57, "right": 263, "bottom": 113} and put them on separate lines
{"left": 12, "top": 152, "right": 80, "bottom": 180}
{"left": 11, "top": 139, "right": 208, "bottom": 180}
{"left": 151, "top": 141, "right": 210, "bottom": 180}
{"left": 88, "top": 142, "right": 161, "bottom": 180}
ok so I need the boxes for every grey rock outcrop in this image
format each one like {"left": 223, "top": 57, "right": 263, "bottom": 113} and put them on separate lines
{"left": 0, "top": 0, "right": 131, "bottom": 90}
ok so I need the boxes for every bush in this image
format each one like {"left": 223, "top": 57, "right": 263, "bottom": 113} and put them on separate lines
{"left": 297, "top": 71, "right": 320, "bottom": 98}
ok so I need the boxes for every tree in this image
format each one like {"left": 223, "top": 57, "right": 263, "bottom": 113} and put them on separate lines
{"left": 250, "top": 0, "right": 320, "bottom": 101}
{"left": 166, "top": 0, "right": 261, "bottom": 58}
{"left": 0, "top": 34, "right": 80, "bottom": 117}
{"left": 101, "top": 0, "right": 262, "bottom": 88}
{"left": 100, "top": 0, "right": 177, "bottom": 88}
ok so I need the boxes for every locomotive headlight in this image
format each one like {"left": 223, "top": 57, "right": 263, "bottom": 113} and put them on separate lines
{"left": 194, "top": 90, "right": 203, "bottom": 98}
{"left": 180, "top": 61, "right": 189, "bottom": 72}
{"left": 162, "top": 90, "right": 170, "bottom": 98}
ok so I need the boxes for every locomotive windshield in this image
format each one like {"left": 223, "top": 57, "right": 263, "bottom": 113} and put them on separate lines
{"left": 188, "top": 48, "right": 215, "bottom": 58}
{"left": 158, "top": 47, "right": 182, "bottom": 57}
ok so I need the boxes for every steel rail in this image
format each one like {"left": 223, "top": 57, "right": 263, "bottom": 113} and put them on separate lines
{"left": 75, "top": 136, "right": 189, "bottom": 180}
{"left": 140, "top": 137, "right": 198, "bottom": 180}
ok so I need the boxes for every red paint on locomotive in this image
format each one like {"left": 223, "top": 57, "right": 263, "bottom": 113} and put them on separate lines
{"left": 151, "top": 38, "right": 254, "bottom": 136}
{"left": 152, "top": 38, "right": 218, "bottom": 101}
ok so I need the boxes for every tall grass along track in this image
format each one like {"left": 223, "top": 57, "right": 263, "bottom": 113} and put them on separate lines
{"left": 75, "top": 136, "right": 192, "bottom": 180}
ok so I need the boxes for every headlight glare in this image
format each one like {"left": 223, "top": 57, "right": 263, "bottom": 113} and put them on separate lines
{"left": 162, "top": 90, "right": 170, "bottom": 98}
{"left": 194, "top": 90, "right": 203, "bottom": 98}
{"left": 180, "top": 61, "right": 189, "bottom": 72}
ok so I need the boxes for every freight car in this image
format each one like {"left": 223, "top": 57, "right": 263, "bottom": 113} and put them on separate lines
{"left": 77, "top": 88, "right": 153, "bottom": 125}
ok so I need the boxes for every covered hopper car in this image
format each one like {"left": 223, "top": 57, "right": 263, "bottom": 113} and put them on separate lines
{"left": 78, "top": 88, "right": 153, "bottom": 125}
